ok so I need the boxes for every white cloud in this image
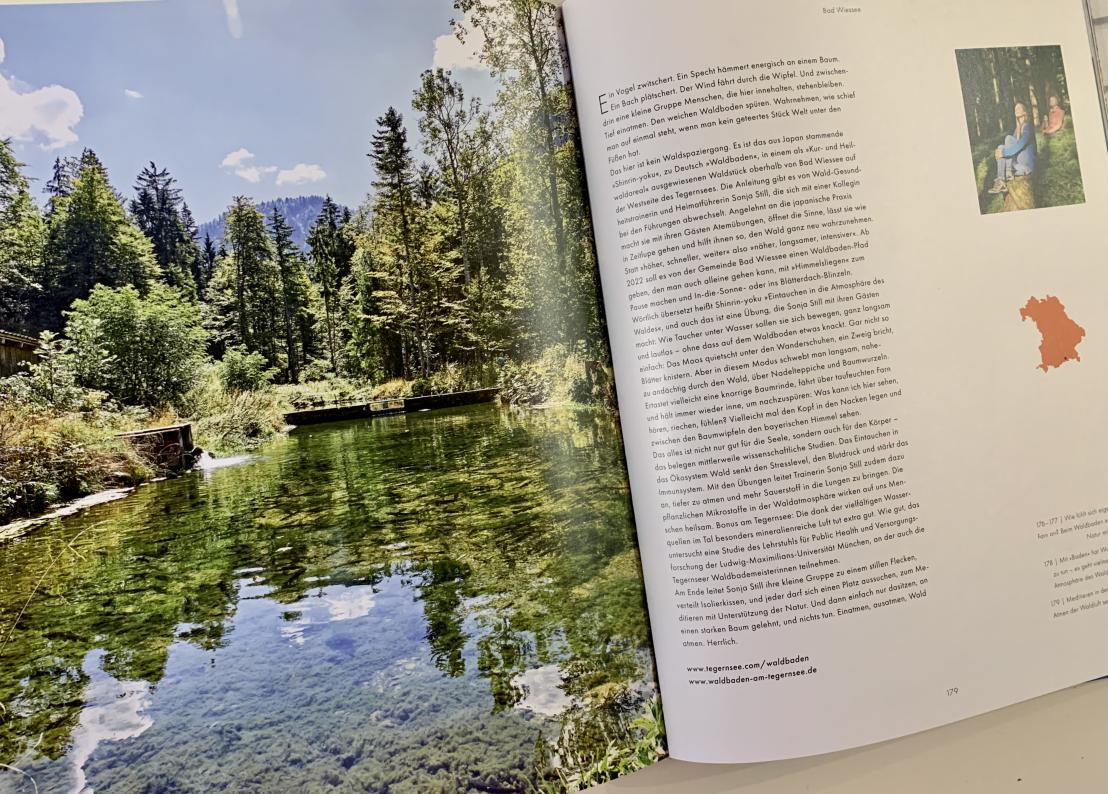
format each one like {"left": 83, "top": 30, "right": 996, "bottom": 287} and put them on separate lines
{"left": 124, "top": 88, "right": 143, "bottom": 99}
{"left": 221, "top": 147, "right": 255, "bottom": 168}
{"left": 234, "top": 165, "right": 277, "bottom": 184}
{"left": 432, "top": 11, "right": 486, "bottom": 72}
{"left": 276, "top": 163, "right": 326, "bottom": 185}
{"left": 0, "top": 38, "right": 83, "bottom": 150}
{"left": 219, "top": 147, "right": 278, "bottom": 183}
{"left": 221, "top": 149, "right": 324, "bottom": 186}
{"left": 222, "top": 0, "right": 243, "bottom": 39}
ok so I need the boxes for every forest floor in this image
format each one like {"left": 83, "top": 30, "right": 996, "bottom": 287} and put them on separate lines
{"left": 974, "top": 126, "right": 1085, "bottom": 214}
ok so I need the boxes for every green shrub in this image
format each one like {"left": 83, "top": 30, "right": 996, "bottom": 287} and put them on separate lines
{"left": 0, "top": 401, "right": 152, "bottom": 523}
{"left": 370, "top": 378, "right": 415, "bottom": 400}
{"left": 498, "top": 346, "right": 609, "bottom": 406}
{"left": 368, "top": 363, "right": 485, "bottom": 401}
{"left": 535, "top": 696, "right": 666, "bottom": 792}
{"left": 218, "top": 347, "right": 277, "bottom": 393}
{"left": 180, "top": 367, "right": 285, "bottom": 454}
{"left": 65, "top": 284, "right": 208, "bottom": 407}
{"left": 1035, "top": 127, "right": 1085, "bottom": 208}
{"left": 278, "top": 382, "right": 329, "bottom": 409}
{"left": 574, "top": 697, "right": 665, "bottom": 789}
{"left": 409, "top": 362, "right": 471, "bottom": 396}
{"left": 0, "top": 324, "right": 217, "bottom": 520}
{"left": 298, "top": 358, "right": 336, "bottom": 383}
{"left": 193, "top": 390, "right": 284, "bottom": 453}
{"left": 278, "top": 378, "right": 365, "bottom": 408}
{"left": 0, "top": 331, "right": 100, "bottom": 412}
{"left": 498, "top": 360, "right": 550, "bottom": 405}
{"left": 541, "top": 345, "right": 593, "bottom": 404}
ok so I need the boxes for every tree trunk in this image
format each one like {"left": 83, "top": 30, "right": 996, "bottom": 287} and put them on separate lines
{"left": 523, "top": 5, "right": 568, "bottom": 280}
{"left": 282, "top": 296, "right": 299, "bottom": 383}
{"left": 1004, "top": 176, "right": 1035, "bottom": 211}
{"left": 235, "top": 257, "right": 248, "bottom": 347}
{"left": 325, "top": 300, "right": 339, "bottom": 374}
{"left": 536, "top": 77, "right": 568, "bottom": 279}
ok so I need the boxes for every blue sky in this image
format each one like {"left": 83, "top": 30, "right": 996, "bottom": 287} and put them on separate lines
{"left": 0, "top": 0, "right": 497, "bottom": 221}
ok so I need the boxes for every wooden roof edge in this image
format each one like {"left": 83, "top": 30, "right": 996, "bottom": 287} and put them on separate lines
{"left": 116, "top": 423, "right": 192, "bottom": 438}
{"left": 0, "top": 329, "right": 40, "bottom": 349}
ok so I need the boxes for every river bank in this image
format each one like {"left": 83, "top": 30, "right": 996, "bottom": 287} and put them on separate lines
{"left": 0, "top": 488, "right": 134, "bottom": 544}
{"left": 0, "top": 383, "right": 282, "bottom": 527}
{"left": 0, "top": 345, "right": 614, "bottom": 527}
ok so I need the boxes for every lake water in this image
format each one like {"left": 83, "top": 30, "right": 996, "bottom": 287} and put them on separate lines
{"left": 0, "top": 404, "right": 659, "bottom": 793}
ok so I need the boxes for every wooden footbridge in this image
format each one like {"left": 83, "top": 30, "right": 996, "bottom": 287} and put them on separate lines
{"left": 283, "top": 387, "right": 501, "bottom": 427}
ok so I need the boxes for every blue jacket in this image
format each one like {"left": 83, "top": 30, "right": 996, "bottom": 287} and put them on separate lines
{"left": 1001, "top": 121, "right": 1037, "bottom": 175}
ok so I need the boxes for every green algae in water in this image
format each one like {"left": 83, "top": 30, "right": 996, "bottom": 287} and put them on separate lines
{"left": 0, "top": 405, "right": 662, "bottom": 792}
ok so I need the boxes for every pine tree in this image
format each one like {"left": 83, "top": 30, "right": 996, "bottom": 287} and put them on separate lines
{"left": 206, "top": 197, "right": 279, "bottom": 365}
{"left": 41, "top": 151, "right": 159, "bottom": 329}
{"left": 0, "top": 139, "right": 45, "bottom": 330}
{"left": 201, "top": 232, "right": 219, "bottom": 299}
{"left": 458, "top": 157, "right": 514, "bottom": 366}
{"left": 449, "top": 0, "right": 609, "bottom": 360}
{"left": 44, "top": 155, "right": 81, "bottom": 215}
{"left": 179, "top": 203, "right": 204, "bottom": 297}
{"left": 361, "top": 126, "right": 461, "bottom": 380}
{"left": 368, "top": 108, "right": 420, "bottom": 377}
{"left": 307, "top": 196, "right": 353, "bottom": 374}
{"left": 412, "top": 69, "right": 516, "bottom": 368}
{"left": 415, "top": 162, "right": 439, "bottom": 208}
{"left": 269, "top": 206, "right": 312, "bottom": 383}
{"left": 453, "top": 0, "right": 569, "bottom": 280}
{"left": 130, "top": 163, "right": 197, "bottom": 297}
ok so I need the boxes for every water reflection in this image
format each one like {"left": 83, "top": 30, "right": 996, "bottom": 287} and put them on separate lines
{"left": 67, "top": 651, "right": 153, "bottom": 794}
{"left": 0, "top": 405, "right": 658, "bottom": 792}
{"left": 278, "top": 585, "right": 378, "bottom": 646}
{"left": 513, "top": 664, "right": 574, "bottom": 716}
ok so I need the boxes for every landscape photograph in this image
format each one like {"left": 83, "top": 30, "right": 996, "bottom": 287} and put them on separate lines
{"left": 0, "top": 0, "right": 663, "bottom": 791}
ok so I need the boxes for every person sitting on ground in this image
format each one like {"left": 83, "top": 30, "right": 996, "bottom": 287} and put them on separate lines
{"left": 989, "top": 102, "right": 1037, "bottom": 194}
{"left": 1041, "top": 94, "right": 1066, "bottom": 135}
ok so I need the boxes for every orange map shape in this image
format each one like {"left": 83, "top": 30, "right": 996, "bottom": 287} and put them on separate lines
{"left": 1019, "top": 296, "right": 1085, "bottom": 373}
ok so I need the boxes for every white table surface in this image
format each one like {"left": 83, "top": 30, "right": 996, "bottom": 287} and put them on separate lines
{"left": 599, "top": 678, "right": 1108, "bottom": 793}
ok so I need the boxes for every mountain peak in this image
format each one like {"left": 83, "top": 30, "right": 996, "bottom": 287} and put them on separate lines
{"left": 198, "top": 196, "right": 342, "bottom": 252}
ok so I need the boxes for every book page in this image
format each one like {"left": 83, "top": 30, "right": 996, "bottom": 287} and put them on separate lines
{"left": 562, "top": 0, "right": 1108, "bottom": 763}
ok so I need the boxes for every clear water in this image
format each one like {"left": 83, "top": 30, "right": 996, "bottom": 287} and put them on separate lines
{"left": 0, "top": 405, "right": 657, "bottom": 793}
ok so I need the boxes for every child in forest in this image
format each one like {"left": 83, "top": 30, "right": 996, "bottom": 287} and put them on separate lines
{"left": 1041, "top": 94, "right": 1066, "bottom": 135}
{"left": 989, "top": 102, "right": 1037, "bottom": 194}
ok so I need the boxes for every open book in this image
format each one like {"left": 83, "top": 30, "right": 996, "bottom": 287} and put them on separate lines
{"left": 0, "top": 0, "right": 1105, "bottom": 790}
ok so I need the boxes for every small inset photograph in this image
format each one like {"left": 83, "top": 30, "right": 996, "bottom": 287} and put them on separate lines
{"left": 955, "top": 45, "right": 1085, "bottom": 214}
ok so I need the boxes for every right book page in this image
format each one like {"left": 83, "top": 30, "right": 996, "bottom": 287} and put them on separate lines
{"left": 562, "top": 0, "right": 1108, "bottom": 764}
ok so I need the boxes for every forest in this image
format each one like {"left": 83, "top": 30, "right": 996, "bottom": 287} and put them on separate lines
{"left": 0, "top": 0, "right": 613, "bottom": 523}
{"left": 955, "top": 45, "right": 1086, "bottom": 213}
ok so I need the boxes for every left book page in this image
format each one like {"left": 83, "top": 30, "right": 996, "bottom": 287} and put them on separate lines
{"left": 0, "top": 1, "right": 664, "bottom": 791}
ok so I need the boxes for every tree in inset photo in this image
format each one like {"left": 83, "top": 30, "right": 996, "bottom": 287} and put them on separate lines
{"left": 955, "top": 45, "right": 1085, "bottom": 214}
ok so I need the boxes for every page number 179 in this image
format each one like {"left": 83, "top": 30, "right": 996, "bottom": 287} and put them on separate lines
{"left": 946, "top": 687, "right": 960, "bottom": 697}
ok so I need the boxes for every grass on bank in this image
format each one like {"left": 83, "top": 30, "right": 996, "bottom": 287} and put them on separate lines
{"left": 0, "top": 342, "right": 615, "bottom": 525}
{"left": 0, "top": 401, "right": 154, "bottom": 524}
